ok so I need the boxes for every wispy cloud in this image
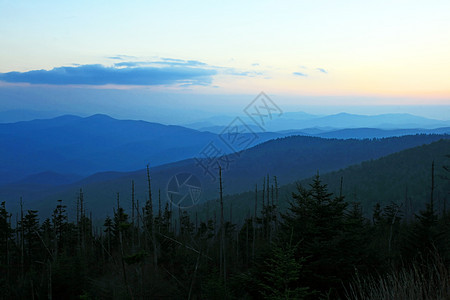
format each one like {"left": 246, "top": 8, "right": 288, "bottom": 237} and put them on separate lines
{"left": 107, "top": 55, "right": 138, "bottom": 60}
{"left": 316, "top": 68, "right": 328, "bottom": 74}
{"left": 114, "top": 59, "right": 208, "bottom": 68}
{"left": 0, "top": 57, "right": 266, "bottom": 87}
{"left": 225, "top": 70, "right": 263, "bottom": 77}
{"left": 293, "top": 72, "right": 308, "bottom": 77}
{"left": 161, "top": 57, "right": 185, "bottom": 63}
{"left": 0, "top": 64, "right": 217, "bottom": 86}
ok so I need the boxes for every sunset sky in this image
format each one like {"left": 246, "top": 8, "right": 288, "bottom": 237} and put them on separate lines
{"left": 1, "top": 0, "right": 449, "bottom": 121}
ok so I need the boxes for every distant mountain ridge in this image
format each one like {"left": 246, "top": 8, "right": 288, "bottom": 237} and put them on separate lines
{"left": 185, "top": 112, "right": 450, "bottom": 132}
{"left": 2, "top": 133, "right": 448, "bottom": 219}
{"left": 0, "top": 114, "right": 284, "bottom": 184}
{"left": 190, "top": 139, "right": 450, "bottom": 223}
{"left": 4, "top": 113, "right": 448, "bottom": 186}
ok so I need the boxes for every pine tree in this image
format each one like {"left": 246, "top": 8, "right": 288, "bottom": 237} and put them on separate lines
{"left": 404, "top": 161, "right": 445, "bottom": 260}
{"left": 372, "top": 203, "right": 383, "bottom": 225}
{"left": 281, "top": 174, "right": 348, "bottom": 296}
{"left": 113, "top": 206, "right": 130, "bottom": 243}
{"left": 20, "top": 210, "right": 40, "bottom": 263}
{"left": 0, "top": 201, "right": 13, "bottom": 291}
{"left": 258, "top": 243, "right": 312, "bottom": 300}
{"left": 103, "top": 216, "right": 113, "bottom": 253}
{"left": 52, "top": 200, "right": 67, "bottom": 254}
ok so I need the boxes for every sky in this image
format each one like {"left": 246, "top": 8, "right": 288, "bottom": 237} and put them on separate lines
{"left": 0, "top": 0, "right": 449, "bottom": 121}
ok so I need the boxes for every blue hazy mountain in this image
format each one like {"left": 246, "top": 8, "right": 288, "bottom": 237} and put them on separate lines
{"left": 4, "top": 133, "right": 447, "bottom": 218}
{"left": 275, "top": 112, "right": 450, "bottom": 130}
{"left": 275, "top": 127, "right": 450, "bottom": 139}
{"left": 2, "top": 112, "right": 449, "bottom": 187}
{"left": 186, "top": 112, "right": 450, "bottom": 132}
{"left": 190, "top": 139, "right": 450, "bottom": 223}
{"left": 0, "top": 109, "right": 71, "bottom": 123}
{"left": 15, "top": 171, "right": 83, "bottom": 186}
{"left": 0, "top": 114, "right": 284, "bottom": 185}
{"left": 315, "top": 127, "right": 450, "bottom": 139}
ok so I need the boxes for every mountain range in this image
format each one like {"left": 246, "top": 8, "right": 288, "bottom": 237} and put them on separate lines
{"left": 3, "top": 113, "right": 448, "bottom": 186}
{"left": 2, "top": 133, "right": 448, "bottom": 219}
{"left": 191, "top": 139, "right": 450, "bottom": 223}
{"left": 186, "top": 112, "right": 450, "bottom": 132}
{"left": 0, "top": 114, "right": 284, "bottom": 184}
{"left": 1, "top": 112, "right": 449, "bottom": 220}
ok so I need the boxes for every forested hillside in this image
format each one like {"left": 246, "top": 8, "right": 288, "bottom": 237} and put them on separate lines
{"left": 192, "top": 139, "right": 450, "bottom": 223}
{"left": 3, "top": 134, "right": 447, "bottom": 219}
{"left": 1, "top": 146, "right": 449, "bottom": 298}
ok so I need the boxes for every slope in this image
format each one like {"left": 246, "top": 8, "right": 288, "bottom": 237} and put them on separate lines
{"left": 5, "top": 134, "right": 448, "bottom": 219}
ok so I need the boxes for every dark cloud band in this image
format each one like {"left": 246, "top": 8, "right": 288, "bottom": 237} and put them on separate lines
{"left": 0, "top": 64, "right": 217, "bottom": 86}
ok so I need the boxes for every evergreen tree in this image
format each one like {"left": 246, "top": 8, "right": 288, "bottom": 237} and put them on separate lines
{"left": 0, "top": 202, "right": 13, "bottom": 292}
{"left": 52, "top": 199, "right": 68, "bottom": 254}
{"left": 103, "top": 216, "right": 113, "bottom": 253}
{"left": 259, "top": 243, "right": 312, "bottom": 300}
{"left": 0, "top": 202, "right": 12, "bottom": 263}
{"left": 20, "top": 210, "right": 40, "bottom": 264}
{"left": 40, "top": 218, "right": 54, "bottom": 260}
{"left": 281, "top": 174, "right": 348, "bottom": 296}
{"left": 372, "top": 202, "right": 383, "bottom": 225}
{"left": 113, "top": 207, "right": 130, "bottom": 242}
{"left": 404, "top": 161, "right": 447, "bottom": 261}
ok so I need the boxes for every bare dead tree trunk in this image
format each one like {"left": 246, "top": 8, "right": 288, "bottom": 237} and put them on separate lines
{"left": 158, "top": 189, "right": 162, "bottom": 233}
{"left": 147, "top": 165, "right": 158, "bottom": 270}
{"left": 131, "top": 180, "right": 135, "bottom": 248}
{"left": 132, "top": 180, "right": 135, "bottom": 226}
{"left": 253, "top": 184, "right": 257, "bottom": 260}
{"left": 20, "top": 197, "right": 24, "bottom": 280}
{"left": 136, "top": 199, "right": 141, "bottom": 248}
{"left": 195, "top": 211, "right": 198, "bottom": 233}
{"left": 230, "top": 202, "right": 232, "bottom": 225}
{"left": 274, "top": 176, "right": 279, "bottom": 234}
{"left": 219, "top": 166, "right": 226, "bottom": 288}
{"left": 119, "top": 230, "right": 134, "bottom": 299}
{"left": 47, "top": 261, "right": 52, "bottom": 300}
{"left": 80, "top": 189, "right": 85, "bottom": 252}
{"left": 431, "top": 160, "right": 435, "bottom": 211}
{"left": 246, "top": 211, "right": 249, "bottom": 267}
{"left": 90, "top": 211, "right": 93, "bottom": 252}
{"left": 76, "top": 195, "right": 80, "bottom": 227}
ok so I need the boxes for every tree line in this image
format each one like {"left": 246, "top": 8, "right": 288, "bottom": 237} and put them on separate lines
{"left": 0, "top": 160, "right": 449, "bottom": 299}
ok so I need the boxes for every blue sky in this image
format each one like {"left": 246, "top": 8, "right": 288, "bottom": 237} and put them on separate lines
{"left": 0, "top": 0, "right": 449, "bottom": 120}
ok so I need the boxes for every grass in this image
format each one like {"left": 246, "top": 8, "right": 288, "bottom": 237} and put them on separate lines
{"left": 345, "top": 252, "right": 450, "bottom": 300}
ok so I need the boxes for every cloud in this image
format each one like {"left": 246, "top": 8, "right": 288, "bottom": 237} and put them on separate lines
{"left": 316, "top": 68, "right": 328, "bottom": 74}
{"left": 0, "top": 64, "right": 217, "bottom": 86}
{"left": 114, "top": 59, "right": 208, "bottom": 69}
{"left": 226, "top": 70, "right": 263, "bottom": 77}
{"left": 186, "top": 60, "right": 207, "bottom": 66}
{"left": 107, "top": 55, "right": 138, "bottom": 60}
{"left": 293, "top": 72, "right": 308, "bottom": 77}
{"left": 0, "top": 57, "right": 266, "bottom": 87}
{"left": 114, "top": 58, "right": 265, "bottom": 78}
{"left": 161, "top": 57, "right": 185, "bottom": 63}
{"left": 114, "top": 61, "right": 143, "bottom": 67}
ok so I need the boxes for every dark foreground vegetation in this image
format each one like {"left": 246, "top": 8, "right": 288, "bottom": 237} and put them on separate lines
{"left": 1, "top": 159, "right": 449, "bottom": 299}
